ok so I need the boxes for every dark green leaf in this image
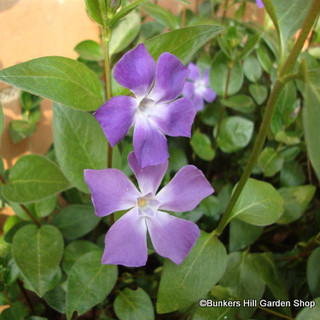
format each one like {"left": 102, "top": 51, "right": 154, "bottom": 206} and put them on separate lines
{"left": 44, "top": 286, "right": 66, "bottom": 314}
{"left": 2, "top": 154, "right": 71, "bottom": 204}
{"left": 249, "top": 84, "right": 268, "bottom": 105}
{"left": 12, "top": 225, "right": 64, "bottom": 297}
{"left": 84, "top": 0, "right": 102, "bottom": 25}
{"left": 157, "top": 232, "right": 227, "bottom": 313}
{"left": 229, "top": 178, "right": 284, "bottom": 226}
{"left": 307, "top": 248, "right": 320, "bottom": 298}
{"left": 66, "top": 250, "right": 118, "bottom": 319}
{"left": 280, "top": 161, "right": 305, "bottom": 187}
{"left": 0, "top": 301, "right": 28, "bottom": 320}
{"left": 258, "top": 147, "right": 284, "bottom": 177}
{"left": 257, "top": 43, "right": 274, "bottom": 73}
{"left": 53, "top": 205, "right": 100, "bottom": 240}
{"left": 210, "top": 52, "right": 243, "bottom": 96}
{"left": 221, "top": 95, "right": 255, "bottom": 114}
{"left": 278, "top": 185, "right": 316, "bottom": 224}
{"left": 74, "top": 40, "right": 104, "bottom": 61}
{"left": 0, "top": 57, "right": 104, "bottom": 111}
{"left": 190, "top": 130, "right": 215, "bottom": 161}
{"left": 236, "top": 33, "right": 261, "bottom": 62}
{"left": 215, "top": 116, "right": 254, "bottom": 153}
{"left": 114, "top": 288, "right": 154, "bottom": 320}
{"left": 243, "top": 56, "right": 262, "bottom": 82}
{"left": 192, "top": 305, "right": 236, "bottom": 320}
{"left": 9, "top": 120, "right": 36, "bottom": 143}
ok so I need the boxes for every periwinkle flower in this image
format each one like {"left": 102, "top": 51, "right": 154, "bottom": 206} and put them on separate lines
{"left": 84, "top": 152, "right": 213, "bottom": 267}
{"left": 256, "top": 0, "right": 264, "bottom": 8}
{"left": 95, "top": 43, "right": 196, "bottom": 168}
{"left": 182, "top": 63, "right": 217, "bottom": 111}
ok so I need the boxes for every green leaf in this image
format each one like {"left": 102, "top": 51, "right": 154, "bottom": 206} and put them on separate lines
{"left": 258, "top": 147, "right": 284, "bottom": 177}
{"left": 307, "top": 248, "right": 320, "bottom": 298}
{"left": 278, "top": 185, "right": 316, "bottom": 224}
{"left": 66, "top": 250, "right": 118, "bottom": 320}
{"left": 229, "top": 219, "right": 263, "bottom": 252}
{"left": 0, "top": 301, "right": 28, "bottom": 320}
{"left": 280, "top": 161, "right": 305, "bottom": 187}
{"left": 53, "top": 205, "right": 100, "bottom": 240}
{"left": 109, "top": 11, "right": 141, "bottom": 56}
{"left": 9, "top": 119, "right": 36, "bottom": 143}
{"left": 221, "top": 95, "right": 255, "bottom": 114}
{"left": 74, "top": 40, "right": 104, "bottom": 61}
{"left": 44, "top": 286, "right": 66, "bottom": 314}
{"left": 249, "top": 84, "right": 268, "bottom": 105}
{"left": 142, "top": 3, "right": 179, "bottom": 30}
{"left": 53, "top": 103, "right": 118, "bottom": 193}
{"left": 275, "top": 131, "right": 300, "bottom": 145}
{"left": 220, "top": 252, "right": 265, "bottom": 319}
{"left": 84, "top": 0, "right": 102, "bottom": 25}
{"left": 2, "top": 154, "right": 71, "bottom": 204}
{"left": 236, "top": 33, "right": 261, "bottom": 62}
{"left": 20, "top": 91, "right": 42, "bottom": 110}
{"left": 157, "top": 232, "right": 227, "bottom": 313}
{"left": 190, "top": 130, "right": 215, "bottom": 161}
{"left": 210, "top": 52, "right": 243, "bottom": 97}
{"left": 62, "top": 240, "right": 100, "bottom": 274}
{"left": 257, "top": 43, "right": 274, "bottom": 73}
{"left": 229, "top": 178, "right": 284, "bottom": 226}
{"left": 192, "top": 305, "right": 236, "bottom": 320}
{"left": 12, "top": 225, "right": 64, "bottom": 297}
{"left": 243, "top": 56, "right": 262, "bottom": 82}
{"left": 295, "top": 298, "right": 320, "bottom": 320}
{"left": 303, "top": 68, "right": 320, "bottom": 182}
{"left": 215, "top": 116, "right": 254, "bottom": 153}
{"left": 114, "top": 288, "right": 154, "bottom": 320}
{"left": 0, "top": 103, "right": 4, "bottom": 137}
{"left": 0, "top": 57, "right": 104, "bottom": 111}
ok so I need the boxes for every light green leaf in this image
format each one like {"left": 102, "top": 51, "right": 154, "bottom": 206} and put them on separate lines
{"left": 9, "top": 120, "right": 36, "bottom": 143}
{"left": 66, "top": 250, "right": 118, "bottom": 319}
{"left": 278, "top": 185, "right": 316, "bottom": 224}
{"left": 257, "top": 43, "right": 274, "bottom": 73}
{"left": 229, "top": 178, "right": 284, "bottom": 226}
{"left": 221, "top": 95, "right": 255, "bottom": 114}
{"left": 0, "top": 57, "right": 104, "bottom": 111}
{"left": 157, "top": 232, "right": 227, "bottom": 313}
{"left": 53, "top": 103, "right": 120, "bottom": 193}
{"left": 243, "top": 56, "right": 262, "bottom": 82}
{"left": 192, "top": 305, "right": 236, "bottom": 320}
{"left": 109, "top": 11, "right": 141, "bottom": 56}
{"left": 190, "top": 130, "right": 215, "bottom": 161}
{"left": 307, "top": 248, "right": 320, "bottom": 298}
{"left": 210, "top": 52, "right": 243, "bottom": 97}
{"left": 142, "top": 3, "right": 179, "bottom": 30}
{"left": 215, "top": 116, "right": 254, "bottom": 153}
{"left": 295, "top": 298, "right": 320, "bottom": 320}
{"left": 74, "top": 40, "right": 104, "bottom": 61}
{"left": 12, "top": 225, "right": 64, "bottom": 297}
{"left": 53, "top": 205, "right": 100, "bottom": 240}
{"left": 84, "top": 0, "right": 102, "bottom": 25}
{"left": 258, "top": 147, "right": 284, "bottom": 177}
{"left": 2, "top": 154, "right": 71, "bottom": 204}
{"left": 303, "top": 68, "right": 320, "bottom": 182}
{"left": 236, "top": 33, "right": 261, "bottom": 62}
{"left": 275, "top": 131, "right": 300, "bottom": 145}
{"left": 249, "top": 84, "right": 268, "bottom": 105}
{"left": 114, "top": 288, "right": 154, "bottom": 320}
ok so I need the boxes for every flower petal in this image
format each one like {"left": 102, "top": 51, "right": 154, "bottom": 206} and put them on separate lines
{"left": 182, "top": 82, "right": 195, "bottom": 99}
{"left": 149, "top": 52, "right": 189, "bottom": 103}
{"left": 102, "top": 207, "right": 148, "bottom": 267}
{"left": 150, "top": 97, "right": 196, "bottom": 137}
{"left": 128, "top": 152, "right": 168, "bottom": 194}
{"left": 202, "top": 87, "right": 217, "bottom": 103}
{"left": 193, "top": 94, "right": 204, "bottom": 111}
{"left": 133, "top": 115, "right": 169, "bottom": 168}
{"left": 146, "top": 211, "right": 200, "bottom": 264}
{"left": 256, "top": 0, "right": 264, "bottom": 8}
{"left": 84, "top": 169, "right": 140, "bottom": 217}
{"left": 156, "top": 165, "right": 214, "bottom": 211}
{"left": 203, "top": 68, "right": 210, "bottom": 86}
{"left": 113, "top": 43, "right": 156, "bottom": 97}
{"left": 187, "top": 63, "right": 201, "bottom": 81}
{"left": 95, "top": 96, "right": 137, "bottom": 147}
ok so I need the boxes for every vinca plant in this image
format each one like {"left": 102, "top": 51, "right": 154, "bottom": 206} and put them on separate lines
{"left": 0, "top": 0, "right": 320, "bottom": 319}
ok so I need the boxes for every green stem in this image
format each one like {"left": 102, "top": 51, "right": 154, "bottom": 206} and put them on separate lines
{"left": 215, "top": 0, "right": 320, "bottom": 236}
{"left": 257, "top": 306, "right": 294, "bottom": 320}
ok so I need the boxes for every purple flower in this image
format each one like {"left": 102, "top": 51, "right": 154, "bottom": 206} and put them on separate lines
{"left": 256, "top": 0, "right": 264, "bottom": 8}
{"left": 95, "top": 43, "right": 196, "bottom": 168}
{"left": 84, "top": 152, "right": 213, "bottom": 267}
{"left": 182, "top": 63, "right": 217, "bottom": 111}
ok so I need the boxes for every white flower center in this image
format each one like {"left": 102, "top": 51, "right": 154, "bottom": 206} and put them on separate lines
{"left": 137, "top": 193, "right": 160, "bottom": 218}
{"left": 137, "top": 97, "right": 155, "bottom": 115}
{"left": 194, "top": 79, "right": 206, "bottom": 95}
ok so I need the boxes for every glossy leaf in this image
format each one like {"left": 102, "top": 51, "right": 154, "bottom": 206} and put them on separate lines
{"left": 278, "top": 185, "right": 316, "bottom": 224}
{"left": 0, "top": 57, "right": 104, "bottom": 111}
{"left": 258, "top": 147, "right": 284, "bottom": 177}
{"left": 74, "top": 40, "right": 103, "bottom": 61}
{"left": 2, "top": 154, "right": 71, "bottom": 204}
{"left": 210, "top": 52, "right": 243, "bottom": 97}
{"left": 114, "top": 288, "right": 154, "bottom": 320}
{"left": 157, "top": 232, "right": 227, "bottom": 313}
{"left": 229, "top": 178, "right": 284, "bottom": 226}
{"left": 66, "top": 250, "right": 118, "bottom": 319}
{"left": 190, "top": 130, "right": 215, "bottom": 161}
{"left": 53, "top": 205, "right": 100, "bottom": 240}
{"left": 215, "top": 116, "right": 254, "bottom": 153}
{"left": 53, "top": 103, "right": 115, "bottom": 193}
{"left": 12, "top": 225, "right": 64, "bottom": 297}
